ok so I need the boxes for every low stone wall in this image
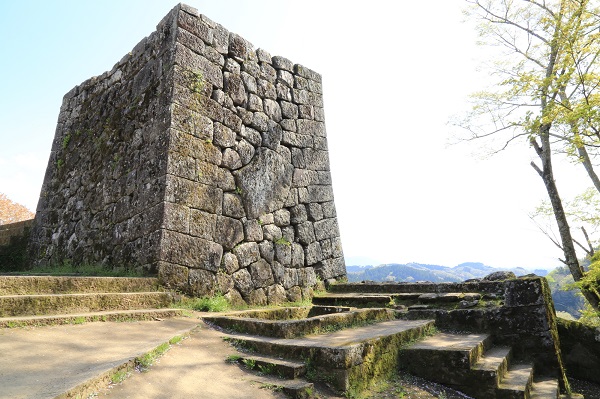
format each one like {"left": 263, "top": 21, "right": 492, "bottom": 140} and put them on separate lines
{"left": 557, "top": 317, "right": 600, "bottom": 384}
{"left": 0, "top": 219, "right": 34, "bottom": 271}
{"left": 0, "top": 219, "right": 33, "bottom": 247}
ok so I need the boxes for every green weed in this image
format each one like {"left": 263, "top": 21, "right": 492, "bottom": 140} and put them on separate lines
{"left": 110, "top": 370, "right": 128, "bottom": 384}
{"left": 136, "top": 342, "right": 170, "bottom": 370}
{"left": 226, "top": 354, "right": 242, "bottom": 363}
{"left": 62, "top": 133, "right": 71, "bottom": 149}
{"left": 242, "top": 358, "right": 256, "bottom": 370}
{"left": 257, "top": 363, "right": 274, "bottom": 375}
{"left": 259, "top": 383, "right": 283, "bottom": 392}
{"left": 275, "top": 237, "right": 291, "bottom": 246}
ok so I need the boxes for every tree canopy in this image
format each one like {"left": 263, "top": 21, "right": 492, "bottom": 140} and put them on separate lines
{"left": 462, "top": 0, "right": 600, "bottom": 311}
{"left": 0, "top": 193, "right": 34, "bottom": 225}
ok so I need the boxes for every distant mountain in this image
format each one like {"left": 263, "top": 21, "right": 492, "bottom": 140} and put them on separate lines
{"left": 346, "top": 265, "right": 374, "bottom": 273}
{"left": 346, "top": 262, "right": 537, "bottom": 283}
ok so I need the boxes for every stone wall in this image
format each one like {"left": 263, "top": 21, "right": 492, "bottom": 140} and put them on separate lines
{"left": 557, "top": 317, "right": 600, "bottom": 384}
{"left": 29, "top": 8, "right": 177, "bottom": 274}
{"left": 29, "top": 3, "right": 346, "bottom": 304}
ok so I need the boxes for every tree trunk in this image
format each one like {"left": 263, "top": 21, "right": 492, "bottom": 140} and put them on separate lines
{"left": 558, "top": 91, "right": 600, "bottom": 193}
{"left": 532, "top": 124, "right": 600, "bottom": 310}
{"left": 576, "top": 142, "right": 600, "bottom": 193}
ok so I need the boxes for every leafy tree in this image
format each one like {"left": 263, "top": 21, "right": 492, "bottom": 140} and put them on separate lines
{"left": 0, "top": 193, "right": 34, "bottom": 225}
{"left": 462, "top": 0, "right": 600, "bottom": 310}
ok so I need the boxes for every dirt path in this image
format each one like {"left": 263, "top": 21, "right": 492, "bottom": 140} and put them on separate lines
{"left": 97, "top": 320, "right": 287, "bottom": 399}
{"left": 0, "top": 317, "right": 199, "bottom": 399}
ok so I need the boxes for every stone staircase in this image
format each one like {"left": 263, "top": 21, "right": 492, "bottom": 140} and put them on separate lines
{"left": 0, "top": 275, "right": 183, "bottom": 327}
{"left": 328, "top": 279, "right": 587, "bottom": 398}
{"left": 212, "top": 305, "right": 568, "bottom": 398}
{"left": 207, "top": 305, "right": 436, "bottom": 397}
{"left": 229, "top": 353, "right": 315, "bottom": 398}
{"left": 400, "top": 332, "right": 560, "bottom": 398}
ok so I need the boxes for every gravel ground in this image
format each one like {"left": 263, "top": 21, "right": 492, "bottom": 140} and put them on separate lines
{"left": 335, "top": 373, "right": 473, "bottom": 399}
{"left": 569, "top": 377, "right": 600, "bottom": 399}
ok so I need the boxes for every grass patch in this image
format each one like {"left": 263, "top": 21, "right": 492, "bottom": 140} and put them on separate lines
{"left": 135, "top": 342, "right": 170, "bottom": 371}
{"left": 72, "top": 316, "right": 86, "bottom": 325}
{"left": 13, "top": 260, "right": 145, "bottom": 277}
{"left": 175, "top": 294, "right": 230, "bottom": 312}
{"left": 5, "top": 321, "right": 26, "bottom": 328}
{"left": 169, "top": 335, "right": 183, "bottom": 345}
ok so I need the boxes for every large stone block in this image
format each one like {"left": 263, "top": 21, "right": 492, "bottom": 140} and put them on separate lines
{"left": 233, "top": 241, "right": 260, "bottom": 267}
{"left": 249, "top": 259, "right": 275, "bottom": 288}
{"left": 160, "top": 230, "right": 222, "bottom": 272}
{"left": 215, "top": 216, "right": 244, "bottom": 250}
{"left": 314, "top": 218, "right": 340, "bottom": 241}
{"left": 234, "top": 148, "right": 293, "bottom": 218}
{"left": 189, "top": 268, "right": 217, "bottom": 296}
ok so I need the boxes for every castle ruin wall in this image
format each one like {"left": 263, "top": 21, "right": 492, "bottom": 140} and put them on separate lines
{"left": 29, "top": 4, "right": 346, "bottom": 304}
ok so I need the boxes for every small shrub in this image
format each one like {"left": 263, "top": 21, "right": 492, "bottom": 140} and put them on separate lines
{"left": 226, "top": 354, "right": 241, "bottom": 363}
{"left": 242, "top": 358, "right": 256, "bottom": 369}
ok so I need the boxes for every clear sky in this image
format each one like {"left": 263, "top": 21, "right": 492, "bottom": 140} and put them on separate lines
{"left": 0, "top": 1, "right": 591, "bottom": 270}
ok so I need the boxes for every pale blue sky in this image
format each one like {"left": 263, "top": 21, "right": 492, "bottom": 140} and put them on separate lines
{"left": 0, "top": 1, "right": 589, "bottom": 269}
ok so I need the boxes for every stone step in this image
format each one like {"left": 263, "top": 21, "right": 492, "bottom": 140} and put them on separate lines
{"left": 417, "top": 292, "right": 481, "bottom": 303}
{"left": 247, "top": 375, "right": 315, "bottom": 399}
{"left": 400, "top": 333, "right": 493, "bottom": 384}
{"left": 224, "top": 318, "right": 435, "bottom": 393}
{"left": 0, "top": 275, "right": 161, "bottom": 295}
{"left": 460, "top": 346, "right": 512, "bottom": 398}
{"left": 313, "top": 292, "right": 484, "bottom": 309}
{"left": 0, "top": 291, "right": 173, "bottom": 317}
{"left": 472, "top": 346, "right": 511, "bottom": 383}
{"left": 328, "top": 281, "right": 503, "bottom": 296}
{"left": 205, "top": 307, "right": 397, "bottom": 338}
{"left": 234, "top": 354, "right": 307, "bottom": 379}
{"left": 0, "top": 308, "right": 185, "bottom": 328}
{"left": 496, "top": 363, "right": 534, "bottom": 399}
{"left": 531, "top": 378, "right": 559, "bottom": 399}
{"left": 312, "top": 293, "right": 393, "bottom": 307}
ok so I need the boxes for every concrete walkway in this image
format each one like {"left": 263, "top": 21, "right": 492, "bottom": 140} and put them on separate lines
{"left": 0, "top": 314, "right": 286, "bottom": 399}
